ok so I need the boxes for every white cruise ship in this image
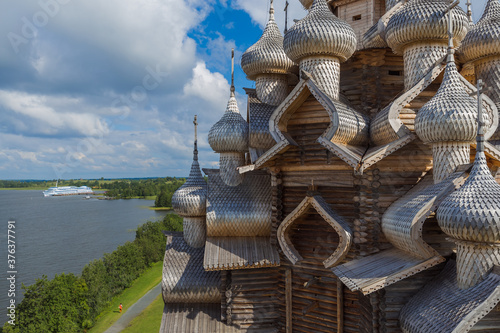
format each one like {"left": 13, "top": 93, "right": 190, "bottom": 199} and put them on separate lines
{"left": 43, "top": 185, "right": 94, "bottom": 197}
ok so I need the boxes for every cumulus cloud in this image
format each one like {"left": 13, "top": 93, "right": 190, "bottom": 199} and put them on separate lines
{"left": 184, "top": 61, "right": 230, "bottom": 107}
{"left": 0, "top": 90, "right": 109, "bottom": 137}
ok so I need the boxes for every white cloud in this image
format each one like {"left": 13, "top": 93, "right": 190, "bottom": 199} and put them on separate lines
{"left": 0, "top": 91, "right": 109, "bottom": 137}
{"left": 184, "top": 61, "right": 230, "bottom": 107}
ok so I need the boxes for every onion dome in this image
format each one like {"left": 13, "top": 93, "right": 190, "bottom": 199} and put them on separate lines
{"left": 208, "top": 92, "right": 249, "bottom": 153}
{"left": 172, "top": 116, "right": 207, "bottom": 217}
{"left": 283, "top": 0, "right": 357, "bottom": 63}
{"left": 437, "top": 85, "right": 500, "bottom": 288}
{"left": 414, "top": 61, "right": 479, "bottom": 144}
{"left": 241, "top": 2, "right": 294, "bottom": 80}
{"left": 386, "top": 0, "right": 469, "bottom": 54}
{"left": 437, "top": 149, "right": 500, "bottom": 244}
{"left": 461, "top": 0, "right": 500, "bottom": 63}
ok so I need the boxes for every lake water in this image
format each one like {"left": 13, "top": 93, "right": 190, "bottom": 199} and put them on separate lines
{"left": 0, "top": 190, "right": 168, "bottom": 326}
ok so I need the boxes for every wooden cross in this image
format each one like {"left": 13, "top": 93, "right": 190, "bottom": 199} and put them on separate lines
{"left": 231, "top": 48, "right": 235, "bottom": 94}
{"left": 466, "top": 0, "right": 473, "bottom": 24}
{"left": 445, "top": 0, "right": 460, "bottom": 58}
{"left": 284, "top": 0, "right": 289, "bottom": 34}
{"left": 193, "top": 115, "right": 198, "bottom": 157}
{"left": 476, "top": 80, "right": 486, "bottom": 151}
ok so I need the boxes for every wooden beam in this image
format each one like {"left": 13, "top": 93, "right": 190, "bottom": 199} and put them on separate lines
{"left": 337, "top": 277, "right": 344, "bottom": 333}
{"left": 286, "top": 268, "right": 292, "bottom": 333}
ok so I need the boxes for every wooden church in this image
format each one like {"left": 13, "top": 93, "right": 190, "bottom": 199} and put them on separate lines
{"left": 161, "top": 0, "right": 500, "bottom": 332}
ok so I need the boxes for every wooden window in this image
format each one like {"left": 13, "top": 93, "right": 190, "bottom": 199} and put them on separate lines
{"left": 352, "top": 14, "right": 361, "bottom": 21}
{"left": 389, "top": 70, "right": 402, "bottom": 76}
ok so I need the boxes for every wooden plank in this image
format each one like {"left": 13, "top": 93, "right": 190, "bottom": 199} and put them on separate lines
{"left": 337, "top": 278, "right": 344, "bottom": 333}
{"left": 286, "top": 267, "right": 293, "bottom": 333}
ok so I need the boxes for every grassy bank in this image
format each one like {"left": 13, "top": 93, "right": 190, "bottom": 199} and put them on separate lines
{"left": 121, "top": 294, "right": 164, "bottom": 333}
{"left": 88, "top": 261, "right": 163, "bottom": 333}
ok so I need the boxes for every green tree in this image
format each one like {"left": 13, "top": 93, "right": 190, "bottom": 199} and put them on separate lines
{"left": 10, "top": 274, "right": 89, "bottom": 333}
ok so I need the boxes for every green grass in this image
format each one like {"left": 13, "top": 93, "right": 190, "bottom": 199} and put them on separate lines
{"left": 120, "top": 294, "right": 164, "bottom": 333}
{"left": 146, "top": 206, "right": 172, "bottom": 211}
{"left": 88, "top": 261, "right": 163, "bottom": 333}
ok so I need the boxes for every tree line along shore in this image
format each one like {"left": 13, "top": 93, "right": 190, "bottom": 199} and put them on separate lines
{"left": 0, "top": 178, "right": 187, "bottom": 208}
{"left": 1, "top": 213, "right": 183, "bottom": 333}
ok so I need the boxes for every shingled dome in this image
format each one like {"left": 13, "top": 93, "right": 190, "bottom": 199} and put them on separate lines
{"left": 171, "top": 154, "right": 207, "bottom": 217}
{"left": 208, "top": 94, "right": 249, "bottom": 153}
{"left": 283, "top": 0, "right": 357, "bottom": 63}
{"left": 437, "top": 152, "right": 500, "bottom": 244}
{"left": 461, "top": 0, "right": 500, "bottom": 63}
{"left": 414, "top": 61, "right": 479, "bottom": 144}
{"left": 241, "top": 3, "right": 294, "bottom": 80}
{"left": 386, "top": 0, "right": 469, "bottom": 54}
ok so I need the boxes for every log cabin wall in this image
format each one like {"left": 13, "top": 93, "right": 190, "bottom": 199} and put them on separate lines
{"left": 340, "top": 49, "right": 404, "bottom": 119}
{"left": 225, "top": 267, "right": 281, "bottom": 331}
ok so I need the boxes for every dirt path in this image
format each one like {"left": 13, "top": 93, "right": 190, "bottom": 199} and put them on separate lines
{"left": 103, "top": 283, "right": 162, "bottom": 333}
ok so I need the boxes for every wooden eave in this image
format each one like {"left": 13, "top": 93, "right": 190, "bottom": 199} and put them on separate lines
{"left": 160, "top": 303, "right": 243, "bottom": 333}
{"left": 332, "top": 248, "right": 445, "bottom": 295}
{"left": 203, "top": 236, "right": 280, "bottom": 271}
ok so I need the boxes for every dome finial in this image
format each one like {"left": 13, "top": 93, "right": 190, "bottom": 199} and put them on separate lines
{"left": 466, "top": 0, "right": 473, "bottom": 24}
{"left": 230, "top": 48, "right": 235, "bottom": 96}
{"left": 270, "top": 0, "right": 274, "bottom": 17}
{"left": 193, "top": 115, "right": 198, "bottom": 161}
{"left": 284, "top": 0, "right": 289, "bottom": 34}
{"left": 476, "top": 80, "right": 486, "bottom": 153}
{"left": 446, "top": 0, "right": 460, "bottom": 63}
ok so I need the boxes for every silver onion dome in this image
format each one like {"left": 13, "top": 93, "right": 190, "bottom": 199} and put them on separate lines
{"left": 283, "top": 0, "right": 357, "bottom": 63}
{"left": 437, "top": 80, "right": 500, "bottom": 243}
{"left": 241, "top": 2, "right": 295, "bottom": 80}
{"left": 437, "top": 153, "right": 500, "bottom": 244}
{"left": 461, "top": 0, "right": 500, "bottom": 63}
{"left": 386, "top": 0, "right": 469, "bottom": 54}
{"left": 414, "top": 61, "right": 481, "bottom": 144}
{"left": 208, "top": 93, "right": 249, "bottom": 153}
{"left": 172, "top": 117, "right": 208, "bottom": 217}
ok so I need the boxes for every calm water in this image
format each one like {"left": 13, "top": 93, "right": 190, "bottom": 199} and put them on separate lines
{"left": 0, "top": 190, "right": 168, "bottom": 326}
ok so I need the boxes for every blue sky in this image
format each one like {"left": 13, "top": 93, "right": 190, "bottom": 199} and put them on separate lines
{"left": 0, "top": 0, "right": 488, "bottom": 179}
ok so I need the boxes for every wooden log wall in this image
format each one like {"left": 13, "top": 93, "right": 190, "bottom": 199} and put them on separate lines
{"left": 225, "top": 268, "right": 281, "bottom": 331}
{"left": 353, "top": 169, "right": 382, "bottom": 257}
{"left": 340, "top": 49, "right": 405, "bottom": 119}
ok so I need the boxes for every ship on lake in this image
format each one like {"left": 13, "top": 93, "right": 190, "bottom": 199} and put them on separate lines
{"left": 43, "top": 185, "right": 94, "bottom": 197}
